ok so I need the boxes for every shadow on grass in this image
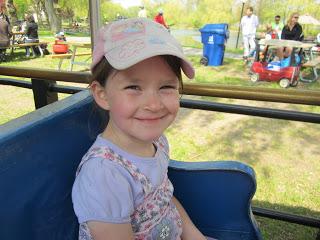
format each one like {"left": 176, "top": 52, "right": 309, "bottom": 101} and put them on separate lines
{"left": 252, "top": 200, "right": 320, "bottom": 240}
{"left": 1, "top": 50, "right": 40, "bottom": 64}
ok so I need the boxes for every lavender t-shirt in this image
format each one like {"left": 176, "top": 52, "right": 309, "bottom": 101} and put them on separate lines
{"left": 72, "top": 135, "right": 170, "bottom": 224}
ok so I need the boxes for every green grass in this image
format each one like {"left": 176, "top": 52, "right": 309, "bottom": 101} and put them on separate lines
{"left": 38, "top": 28, "right": 90, "bottom": 38}
{"left": 0, "top": 46, "right": 319, "bottom": 239}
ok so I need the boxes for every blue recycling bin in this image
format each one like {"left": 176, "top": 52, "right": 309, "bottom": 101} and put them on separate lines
{"left": 199, "top": 23, "right": 229, "bottom": 66}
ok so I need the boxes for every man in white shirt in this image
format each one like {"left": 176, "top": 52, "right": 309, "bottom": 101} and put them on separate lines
{"left": 241, "top": 6, "right": 259, "bottom": 60}
{"left": 138, "top": 6, "right": 147, "bottom": 18}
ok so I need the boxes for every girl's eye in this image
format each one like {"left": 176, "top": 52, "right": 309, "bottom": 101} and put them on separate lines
{"left": 160, "top": 85, "right": 178, "bottom": 90}
{"left": 124, "top": 85, "right": 140, "bottom": 91}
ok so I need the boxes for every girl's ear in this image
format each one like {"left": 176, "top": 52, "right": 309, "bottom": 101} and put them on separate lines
{"left": 90, "top": 81, "right": 110, "bottom": 110}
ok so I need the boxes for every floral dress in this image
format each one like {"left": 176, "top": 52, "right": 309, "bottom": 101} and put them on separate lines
{"left": 76, "top": 137, "right": 183, "bottom": 240}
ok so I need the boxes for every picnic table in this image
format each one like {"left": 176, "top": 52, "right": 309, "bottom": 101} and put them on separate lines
{"left": 3, "top": 41, "right": 49, "bottom": 57}
{"left": 48, "top": 42, "right": 91, "bottom": 71}
{"left": 69, "top": 42, "right": 91, "bottom": 71}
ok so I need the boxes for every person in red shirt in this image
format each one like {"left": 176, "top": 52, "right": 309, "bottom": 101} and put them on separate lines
{"left": 154, "top": 10, "right": 169, "bottom": 29}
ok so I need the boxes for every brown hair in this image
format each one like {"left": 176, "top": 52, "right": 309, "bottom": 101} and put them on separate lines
{"left": 90, "top": 55, "right": 183, "bottom": 90}
{"left": 286, "top": 12, "right": 299, "bottom": 28}
{"left": 247, "top": 6, "right": 253, "bottom": 12}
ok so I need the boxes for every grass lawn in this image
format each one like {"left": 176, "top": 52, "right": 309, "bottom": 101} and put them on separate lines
{"left": 0, "top": 44, "right": 319, "bottom": 239}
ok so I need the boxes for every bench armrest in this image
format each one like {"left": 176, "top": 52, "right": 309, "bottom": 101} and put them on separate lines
{"left": 168, "top": 160, "right": 262, "bottom": 240}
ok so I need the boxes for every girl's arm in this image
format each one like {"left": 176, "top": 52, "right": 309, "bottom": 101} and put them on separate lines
{"left": 172, "top": 196, "right": 207, "bottom": 240}
{"left": 87, "top": 221, "right": 134, "bottom": 240}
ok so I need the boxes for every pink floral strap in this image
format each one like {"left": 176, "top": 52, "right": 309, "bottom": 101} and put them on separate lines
{"left": 76, "top": 146, "right": 153, "bottom": 195}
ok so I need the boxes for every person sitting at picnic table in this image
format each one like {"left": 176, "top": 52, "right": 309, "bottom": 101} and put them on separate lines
{"left": 20, "top": 13, "right": 28, "bottom": 32}
{"left": 24, "top": 14, "right": 39, "bottom": 57}
{"left": 0, "top": 14, "right": 11, "bottom": 62}
{"left": 276, "top": 12, "right": 303, "bottom": 60}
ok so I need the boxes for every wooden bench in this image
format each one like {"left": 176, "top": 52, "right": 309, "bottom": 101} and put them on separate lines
{"left": 8, "top": 42, "right": 49, "bottom": 57}
{"left": 0, "top": 90, "right": 262, "bottom": 240}
{"left": 300, "top": 56, "right": 320, "bottom": 82}
{"left": 48, "top": 52, "right": 91, "bottom": 71}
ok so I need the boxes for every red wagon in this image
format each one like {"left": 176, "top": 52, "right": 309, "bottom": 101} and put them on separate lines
{"left": 249, "top": 39, "right": 314, "bottom": 88}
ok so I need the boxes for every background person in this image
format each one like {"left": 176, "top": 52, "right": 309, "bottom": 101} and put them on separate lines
{"left": 281, "top": 12, "right": 303, "bottom": 41}
{"left": 154, "top": 9, "right": 169, "bottom": 29}
{"left": 20, "top": 13, "right": 28, "bottom": 32}
{"left": 271, "top": 15, "right": 284, "bottom": 39}
{"left": 72, "top": 18, "right": 209, "bottom": 240}
{"left": 24, "top": 14, "right": 38, "bottom": 57}
{"left": 138, "top": 5, "right": 147, "bottom": 18}
{"left": 0, "top": 15, "right": 11, "bottom": 61}
{"left": 240, "top": 6, "right": 259, "bottom": 61}
{"left": 277, "top": 12, "right": 303, "bottom": 60}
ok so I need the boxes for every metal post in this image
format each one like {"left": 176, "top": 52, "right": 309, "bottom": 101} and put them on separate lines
{"left": 89, "top": 0, "right": 101, "bottom": 52}
{"left": 236, "top": 2, "right": 245, "bottom": 49}
{"left": 31, "top": 79, "right": 58, "bottom": 109}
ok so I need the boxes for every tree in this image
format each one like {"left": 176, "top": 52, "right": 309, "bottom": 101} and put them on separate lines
{"left": 43, "top": 0, "right": 61, "bottom": 32}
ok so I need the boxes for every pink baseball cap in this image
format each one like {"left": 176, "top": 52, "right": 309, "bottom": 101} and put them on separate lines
{"left": 91, "top": 18, "right": 195, "bottom": 79}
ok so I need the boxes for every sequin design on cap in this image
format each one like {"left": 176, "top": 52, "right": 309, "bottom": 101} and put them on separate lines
{"left": 108, "top": 20, "right": 147, "bottom": 61}
{"left": 111, "top": 21, "right": 145, "bottom": 41}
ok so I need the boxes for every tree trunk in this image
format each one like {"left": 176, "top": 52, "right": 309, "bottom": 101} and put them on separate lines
{"left": 43, "top": 0, "right": 61, "bottom": 33}
{"left": 33, "top": 0, "right": 43, "bottom": 26}
{"left": 6, "top": 0, "right": 18, "bottom": 24}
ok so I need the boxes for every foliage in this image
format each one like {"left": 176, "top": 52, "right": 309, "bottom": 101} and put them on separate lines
{"left": 12, "top": 0, "right": 32, "bottom": 19}
{"left": 10, "top": 0, "right": 320, "bottom": 36}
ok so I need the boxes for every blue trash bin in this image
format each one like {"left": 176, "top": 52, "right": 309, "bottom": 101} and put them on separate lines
{"left": 199, "top": 23, "right": 229, "bottom": 66}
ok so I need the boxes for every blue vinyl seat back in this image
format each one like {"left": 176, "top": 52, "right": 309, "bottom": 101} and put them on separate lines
{"left": 168, "top": 160, "right": 262, "bottom": 240}
{"left": 0, "top": 91, "right": 106, "bottom": 240}
{"left": 0, "top": 91, "right": 262, "bottom": 240}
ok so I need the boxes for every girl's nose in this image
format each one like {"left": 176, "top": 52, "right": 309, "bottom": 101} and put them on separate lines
{"left": 143, "top": 92, "right": 164, "bottom": 111}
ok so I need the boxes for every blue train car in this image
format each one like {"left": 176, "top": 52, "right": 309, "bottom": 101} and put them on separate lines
{"left": 0, "top": 91, "right": 262, "bottom": 240}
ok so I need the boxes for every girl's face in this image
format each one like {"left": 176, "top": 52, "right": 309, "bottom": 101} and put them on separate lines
{"left": 92, "top": 56, "right": 180, "bottom": 148}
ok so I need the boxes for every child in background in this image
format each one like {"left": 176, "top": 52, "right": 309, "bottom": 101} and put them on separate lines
{"left": 53, "top": 32, "right": 68, "bottom": 54}
{"left": 72, "top": 18, "right": 209, "bottom": 240}
{"left": 55, "top": 31, "right": 66, "bottom": 42}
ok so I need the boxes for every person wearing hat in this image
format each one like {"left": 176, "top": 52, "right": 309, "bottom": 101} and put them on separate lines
{"left": 72, "top": 17, "right": 210, "bottom": 240}
{"left": 154, "top": 9, "right": 169, "bottom": 29}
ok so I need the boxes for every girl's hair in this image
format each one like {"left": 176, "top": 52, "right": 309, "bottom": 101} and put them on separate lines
{"left": 286, "top": 12, "right": 299, "bottom": 28}
{"left": 90, "top": 55, "right": 183, "bottom": 90}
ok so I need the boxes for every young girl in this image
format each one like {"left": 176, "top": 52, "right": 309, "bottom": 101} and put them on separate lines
{"left": 72, "top": 18, "right": 208, "bottom": 240}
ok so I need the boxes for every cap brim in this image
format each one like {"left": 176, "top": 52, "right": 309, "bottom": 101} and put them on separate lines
{"left": 105, "top": 42, "right": 195, "bottom": 79}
